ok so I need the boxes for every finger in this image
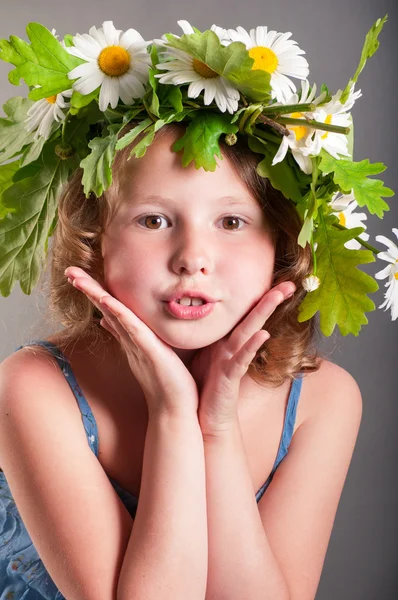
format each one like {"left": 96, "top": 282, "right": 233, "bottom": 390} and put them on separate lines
{"left": 227, "top": 286, "right": 289, "bottom": 356}
{"left": 99, "top": 317, "right": 118, "bottom": 337}
{"left": 98, "top": 295, "right": 162, "bottom": 353}
{"left": 225, "top": 330, "right": 271, "bottom": 382}
{"left": 66, "top": 271, "right": 131, "bottom": 343}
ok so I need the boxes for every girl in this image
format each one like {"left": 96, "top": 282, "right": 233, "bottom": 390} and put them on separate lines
{"left": 0, "top": 121, "right": 363, "bottom": 600}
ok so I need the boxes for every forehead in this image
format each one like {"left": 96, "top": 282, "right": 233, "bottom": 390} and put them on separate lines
{"left": 113, "top": 129, "right": 258, "bottom": 204}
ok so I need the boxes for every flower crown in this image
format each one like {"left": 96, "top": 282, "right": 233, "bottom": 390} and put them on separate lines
{"left": 0, "top": 17, "right": 395, "bottom": 337}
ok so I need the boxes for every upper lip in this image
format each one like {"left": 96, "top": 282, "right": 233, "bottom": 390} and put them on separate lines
{"left": 164, "top": 289, "right": 218, "bottom": 303}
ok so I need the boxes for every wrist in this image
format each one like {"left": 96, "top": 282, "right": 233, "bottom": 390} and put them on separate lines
{"left": 148, "top": 407, "right": 200, "bottom": 426}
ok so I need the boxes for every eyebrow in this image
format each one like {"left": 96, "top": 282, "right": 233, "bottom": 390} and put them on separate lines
{"left": 131, "top": 194, "right": 257, "bottom": 208}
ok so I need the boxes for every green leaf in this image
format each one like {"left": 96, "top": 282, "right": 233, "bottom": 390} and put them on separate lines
{"left": 341, "top": 15, "right": 388, "bottom": 104}
{"left": 0, "top": 96, "right": 37, "bottom": 164}
{"left": 80, "top": 124, "right": 121, "bottom": 197}
{"left": 128, "top": 119, "right": 166, "bottom": 159}
{"left": 164, "top": 30, "right": 271, "bottom": 102}
{"left": 319, "top": 150, "right": 394, "bottom": 218}
{"left": 297, "top": 207, "right": 379, "bottom": 336}
{"left": 70, "top": 88, "right": 99, "bottom": 111}
{"left": 163, "top": 86, "right": 183, "bottom": 113}
{"left": 248, "top": 136, "right": 304, "bottom": 204}
{"left": 297, "top": 157, "right": 320, "bottom": 247}
{"left": 0, "top": 161, "right": 20, "bottom": 218}
{"left": 0, "top": 22, "right": 81, "bottom": 99}
{"left": 171, "top": 112, "right": 238, "bottom": 171}
{"left": 19, "top": 117, "right": 63, "bottom": 167}
{"left": 63, "top": 34, "right": 74, "bottom": 48}
{"left": 20, "top": 130, "right": 51, "bottom": 166}
{"left": 147, "top": 67, "right": 160, "bottom": 117}
{"left": 115, "top": 118, "right": 153, "bottom": 151}
{"left": 0, "top": 142, "right": 70, "bottom": 296}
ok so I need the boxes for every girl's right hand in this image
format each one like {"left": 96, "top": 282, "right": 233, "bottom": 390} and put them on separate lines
{"left": 64, "top": 267, "right": 200, "bottom": 420}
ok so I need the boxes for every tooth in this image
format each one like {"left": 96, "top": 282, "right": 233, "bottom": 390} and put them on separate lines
{"left": 177, "top": 297, "right": 205, "bottom": 306}
{"left": 191, "top": 298, "right": 204, "bottom": 306}
{"left": 178, "top": 297, "right": 192, "bottom": 306}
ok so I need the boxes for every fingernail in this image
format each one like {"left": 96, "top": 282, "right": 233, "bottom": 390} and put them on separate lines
{"left": 67, "top": 277, "right": 73, "bottom": 284}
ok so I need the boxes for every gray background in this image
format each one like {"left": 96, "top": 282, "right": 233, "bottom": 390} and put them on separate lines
{"left": 1, "top": 1, "right": 397, "bottom": 598}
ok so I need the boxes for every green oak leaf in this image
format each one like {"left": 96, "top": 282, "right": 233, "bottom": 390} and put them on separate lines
{"left": 0, "top": 161, "right": 20, "bottom": 218}
{"left": 80, "top": 124, "right": 123, "bottom": 197}
{"left": 319, "top": 150, "right": 394, "bottom": 218}
{"left": 297, "top": 207, "right": 378, "bottom": 336}
{"left": 0, "top": 96, "right": 37, "bottom": 164}
{"left": 0, "top": 142, "right": 70, "bottom": 296}
{"left": 341, "top": 15, "right": 388, "bottom": 104}
{"left": 115, "top": 118, "right": 153, "bottom": 151}
{"left": 163, "top": 30, "right": 271, "bottom": 102}
{"left": 0, "top": 22, "right": 81, "bottom": 99}
{"left": 128, "top": 119, "right": 168, "bottom": 159}
{"left": 171, "top": 112, "right": 238, "bottom": 171}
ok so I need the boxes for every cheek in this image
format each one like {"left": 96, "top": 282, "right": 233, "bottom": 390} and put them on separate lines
{"left": 102, "top": 239, "right": 151, "bottom": 299}
{"left": 228, "top": 239, "right": 275, "bottom": 290}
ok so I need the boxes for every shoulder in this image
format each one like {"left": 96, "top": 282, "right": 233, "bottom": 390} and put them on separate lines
{"left": 300, "top": 358, "right": 363, "bottom": 426}
{"left": 0, "top": 342, "right": 74, "bottom": 413}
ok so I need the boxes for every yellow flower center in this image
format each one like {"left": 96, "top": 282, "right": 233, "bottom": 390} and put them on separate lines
{"left": 46, "top": 95, "right": 57, "bottom": 104}
{"left": 289, "top": 111, "right": 308, "bottom": 141}
{"left": 98, "top": 46, "right": 131, "bottom": 77}
{"left": 321, "top": 114, "right": 333, "bottom": 139}
{"left": 192, "top": 59, "right": 218, "bottom": 78}
{"left": 249, "top": 46, "right": 278, "bottom": 74}
{"left": 395, "top": 272, "right": 398, "bottom": 281}
{"left": 338, "top": 212, "right": 346, "bottom": 227}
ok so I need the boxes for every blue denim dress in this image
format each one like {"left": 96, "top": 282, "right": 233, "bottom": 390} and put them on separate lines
{"left": 0, "top": 339, "right": 303, "bottom": 598}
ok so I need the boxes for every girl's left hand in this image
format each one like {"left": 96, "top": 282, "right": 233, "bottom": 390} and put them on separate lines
{"left": 190, "top": 281, "right": 296, "bottom": 437}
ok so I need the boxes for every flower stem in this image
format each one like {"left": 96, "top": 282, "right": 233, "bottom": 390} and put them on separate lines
{"left": 262, "top": 102, "right": 316, "bottom": 115}
{"left": 278, "top": 117, "right": 350, "bottom": 135}
{"left": 257, "top": 114, "right": 289, "bottom": 136}
{"left": 61, "top": 110, "right": 71, "bottom": 145}
{"left": 311, "top": 231, "right": 317, "bottom": 275}
{"left": 252, "top": 127, "right": 282, "bottom": 145}
{"left": 332, "top": 222, "right": 380, "bottom": 254}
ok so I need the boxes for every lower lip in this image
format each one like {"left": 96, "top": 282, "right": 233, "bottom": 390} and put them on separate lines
{"left": 164, "top": 300, "right": 216, "bottom": 319}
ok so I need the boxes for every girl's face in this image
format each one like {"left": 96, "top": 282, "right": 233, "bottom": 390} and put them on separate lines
{"left": 101, "top": 130, "right": 276, "bottom": 364}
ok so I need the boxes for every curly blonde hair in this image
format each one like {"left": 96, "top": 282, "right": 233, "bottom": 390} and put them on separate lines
{"left": 40, "top": 121, "right": 324, "bottom": 387}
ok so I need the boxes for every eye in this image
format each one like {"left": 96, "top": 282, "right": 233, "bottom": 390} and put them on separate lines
{"left": 137, "top": 214, "right": 247, "bottom": 231}
{"left": 220, "top": 215, "right": 247, "bottom": 231}
{"left": 138, "top": 214, "right": 169, "bottom": 230}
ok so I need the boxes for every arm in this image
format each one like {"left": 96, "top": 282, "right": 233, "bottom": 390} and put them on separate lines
{"left": 117, "top": 412, "right": 208, "bottom": 600}
{"left": 203, "top": 422, "right": 290, "bottom": 600}
{"left": 202, "top": 364, "right": 363, "bottom": 600}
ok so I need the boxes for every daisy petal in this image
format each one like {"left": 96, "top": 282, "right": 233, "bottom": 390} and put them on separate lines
{"left": 73, "top": 68, "right": 104, "bottom": 95}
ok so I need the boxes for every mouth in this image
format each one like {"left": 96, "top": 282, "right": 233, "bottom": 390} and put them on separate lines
{"left": 163, "top": 298, "right": 216, "bottom": 320}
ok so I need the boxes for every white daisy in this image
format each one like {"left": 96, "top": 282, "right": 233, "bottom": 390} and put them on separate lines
{"left": 303, "top": 274, "right": 320, "bottom": 292}
{"left": 154, "top": 20, "right": 240, "bottom": 114}
{"left": 303, "top": 83, "right": 362, "bottom": 160}
{"left": 330, "top": 190, "right": 370, "bottom": 250}
{"left": 66, "top": 21, "right": 152, "bottom": 112}
{"left": 24, "top": 89, "right": 72, "bottom": 140}
{"left": 222, "top": 25, "right": 309, "bottom": 103}
{"left": 272, "top": 80, "right": 326, "bottom": 174}
{"left": 374, "top": 228, "right": 398, "bottom": 321}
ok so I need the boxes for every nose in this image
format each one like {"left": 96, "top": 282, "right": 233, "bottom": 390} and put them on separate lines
{"left": 170, "top": 225, "right": 214, "bottom": 275}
